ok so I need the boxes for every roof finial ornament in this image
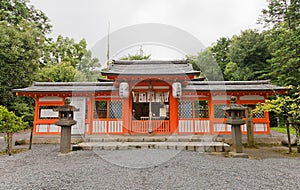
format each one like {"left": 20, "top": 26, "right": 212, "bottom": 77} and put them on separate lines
{"left": 138, "top": 45, "right": 144, "bottom": 57}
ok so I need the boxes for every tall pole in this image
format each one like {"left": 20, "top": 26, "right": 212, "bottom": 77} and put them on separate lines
{"left": 106, "top": 21, "right": 110, "bottom": 69}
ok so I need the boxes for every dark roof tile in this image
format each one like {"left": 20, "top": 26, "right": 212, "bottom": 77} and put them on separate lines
{"left": 101, "top": 59, "right": 200, "bottom": 76}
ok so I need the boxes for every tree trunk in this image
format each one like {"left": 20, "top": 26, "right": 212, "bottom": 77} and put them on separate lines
{"left": 296, "top": 123, "right": 300, "bottom": 153}
{"left": 29, "top": 127, "right": 33, "bottom": 150}
{"left": 286, "top": 123, "right": 292, "bottom": 153}
{"left": 6, "top": 133, "right": 13, "bottom": 156}
{"left": 245, "top": 107, "right": 254, "bottom": 147}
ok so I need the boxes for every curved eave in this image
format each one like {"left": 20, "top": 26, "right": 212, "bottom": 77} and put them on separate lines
{"left": 183, "top": 86, "right": 288, "bottom": 94}
{"left": 13, "top": 82, "right": 118, "bottom": 97}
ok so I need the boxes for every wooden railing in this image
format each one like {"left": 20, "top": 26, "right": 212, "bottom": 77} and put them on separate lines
{"left": 92, "top": 119, "right": 123, "bottom": 134}
{"left": 212, "top": 122, "right": 268, "bottom": 134}
{"left": 178, "top": 119, "right": 210, "bottom": 133}
{"left": 131, "top": 120, "right": 170, "bottom": 134}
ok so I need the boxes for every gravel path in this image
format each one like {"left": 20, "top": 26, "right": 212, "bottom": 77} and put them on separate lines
{"left": 1, "top": 144, "right": 300, "bottom": 190}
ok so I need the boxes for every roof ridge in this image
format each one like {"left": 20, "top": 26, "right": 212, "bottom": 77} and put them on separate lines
{"left": 32, "top": 82, "right": 114, "bottom": 86}
{"left": 112, "top": 59, "right": 189, "bottom": 65}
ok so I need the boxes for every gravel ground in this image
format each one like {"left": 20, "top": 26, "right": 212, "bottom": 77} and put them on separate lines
{"left": 1, "top": 144, "right": 300, "bottom": 190}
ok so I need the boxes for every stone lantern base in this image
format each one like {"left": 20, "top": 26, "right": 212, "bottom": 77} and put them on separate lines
{"left": 60, "top": 125, "right": 72, "bottom": 154}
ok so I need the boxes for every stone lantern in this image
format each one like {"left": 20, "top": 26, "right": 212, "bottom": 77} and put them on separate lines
{"left": 224, "top": 96, "right": 248, "bottom": 158}
{"left": 53, "top": 97, "right": 79, "bottom": 153}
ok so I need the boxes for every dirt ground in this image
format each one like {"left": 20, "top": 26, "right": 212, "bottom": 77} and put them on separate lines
{"left": 243, "top": 145, "right": 300, "bottom": 160}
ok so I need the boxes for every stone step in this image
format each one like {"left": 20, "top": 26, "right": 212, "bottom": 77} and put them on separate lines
{"left": 83, "top": 135, "right": 223, "bottom": 143}
{"left": 75, "top": 141, "right": 230, "bottom": 152}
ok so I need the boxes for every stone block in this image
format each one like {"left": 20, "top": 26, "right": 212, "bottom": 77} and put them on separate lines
{"left": 186, "top": 145, "right": 196, "bottom": 151}
{"left": 281, "top": 135, "right": 296, "bottom": 146}
{"left": 195, "top": 146, "right": 205, "bottom": 152}
{"left": 228, "top": 152, "right": 249, "bottom": 158}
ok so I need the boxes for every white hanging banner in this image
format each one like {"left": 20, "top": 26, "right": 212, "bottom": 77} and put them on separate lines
{"left": 172, "top": 82, "right": 182, "bottom": 98}
{"left": 147, "top": 91, "right": 155, "bottom": 102}
{"left": 139, "top": 92, "right": 147, "bottom": 102}
{"left": 119, "top": 82, "right": 129, "bottom": 98}
{"left": 164, "top": 91, "right": 169, "bottom": 102}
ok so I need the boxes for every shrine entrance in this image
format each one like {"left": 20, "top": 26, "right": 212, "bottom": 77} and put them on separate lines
{"left": 130, "top": 80, "right": 171, "bottom": 134}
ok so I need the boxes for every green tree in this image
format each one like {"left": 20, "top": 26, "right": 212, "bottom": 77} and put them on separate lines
{"left": 226, "top": 30, "right": 271, "bottom": 81}
{"left": 120, "top": 54, "right": 151, "bottom": 60}
{"left": 210, "top": 37, "right": 232, "bottom": 77}
{"left": 37, "top": 62, "right": 77, "bottom": 82}
{"left": 0, "top": 21, "right": 44, "bottom": 108}
{"left": 258, "top": 0, "right": 299, "bottom": 88}
{"left": 77, "top": 50, "right": 101, "bottom": 81}
{"left": 223, "top": 61, "right": 248, "bottom": 81}
{"left": 258, "top": 0, "right": 300, "bottom": 31}
{"left": 189, "top": 49, "right": 224, "bottom": 81}
{"left": 253, "top": 86, "right": 300, "bottom": 152}
{"left": 0, "top": 105, "right": 27, "bottom": 155}
{"left": 0, "top": 0, "right": 51, "bottom": 34}
{"left": 40, "top": 36, "right": 100, "bottom": 82}
{"left": 0, "top": 0, "right": 50, "bottom": 143}
{"left": 265, "top": 28, "right": 300, "bottom": 87}
{"left": 42, "top": 35, "right": 88, "bottom": 67}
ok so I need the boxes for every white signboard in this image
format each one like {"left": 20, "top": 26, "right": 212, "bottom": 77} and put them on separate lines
{"left": 71, "top": 97, "right": 86, "bottom": 135}
{"left": 40, "top": 108, "right": 59, "bottom": 118}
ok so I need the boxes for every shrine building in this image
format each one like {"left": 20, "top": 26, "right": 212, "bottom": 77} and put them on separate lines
{"left": 14, "top": 60, "right": 287, "bottom": 136}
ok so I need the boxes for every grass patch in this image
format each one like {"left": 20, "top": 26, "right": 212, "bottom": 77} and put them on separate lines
{"left": 0, "top": 148, "right": 27, "bottom": 156}
{"left": 271, "top": 127, "right": 297, "bottom": 135}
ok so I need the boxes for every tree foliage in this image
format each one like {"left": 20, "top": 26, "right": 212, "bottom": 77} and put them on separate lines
{"left": 120, "top": 47, "right": 151, "bottom": 60}
{"left": 253, "top": 86, "right": 300, "bottom": 151}
{"left": 42, "top": 35, "right": 88, "bottom": 67}
{"left": 228, "top": 30, "right": 271, "bottom": 80}
{"left": 77, "top": 50, "right": 100, "bottom": 81}
{"left": 210, "top": 30, "right": 271, "bottom": 81}
{"left": 264, "top": 26, "right": 300, "bottom": 87}
{"left": 37, "top": 62, "right": 77, "bottom": 82}
{"left": 258, "top": 0, "right": 300, "bottom": 88}
{"left": 0, "top": 21, "right": 44, "bottom": 108}
{"left": 210, "top": 37, "right": 231, "bottom": 74}
{"left": 0, "top": 105, "right": 27, "bottom": 155}
{"left": 258, "top": 0, "right": 300, "bottom": 30}
{"left": 40, "top": 36, "right": 101, "bottom": 82}
{"left": 189, "top": 49, "right": 224, "bottom": 81}
{"left": 120, "top": 54, "right": 151, "bottom": 60}
{"left": 0, "top": 0, "right": 52, "bottom": 34}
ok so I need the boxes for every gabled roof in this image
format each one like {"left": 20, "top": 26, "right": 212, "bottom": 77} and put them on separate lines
{"left": 14, "top": 80, "right": 287, "bottom": 94}
{"left": 101, "top": 59, "right": 200, "bottom": 76}
{"left": 184, "top": 80, "right": 288, "bottom": 92}
{"left": 13, "top": 82, "right": 116, "bottom": 93}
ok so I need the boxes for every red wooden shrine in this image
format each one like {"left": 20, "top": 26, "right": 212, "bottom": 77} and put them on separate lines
{"left": 15, "top": 60, "right": 287, "bottom": 136}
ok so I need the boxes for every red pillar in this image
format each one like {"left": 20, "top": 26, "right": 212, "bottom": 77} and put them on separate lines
{"left": 122, "top": 96, "right": 130, "bottom": 134}
{"left": 87, "top": 97, "right": 93, "bottom": 135}
{"left": 169, "top": 94, "right": 178, "bottom": 134}
{"left": 33, "top": 98, "right": 39, "bottom": 135}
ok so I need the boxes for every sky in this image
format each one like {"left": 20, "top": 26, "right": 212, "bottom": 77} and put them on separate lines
{"left": 29, "top": 0, "right": 268, "bottom": 61}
